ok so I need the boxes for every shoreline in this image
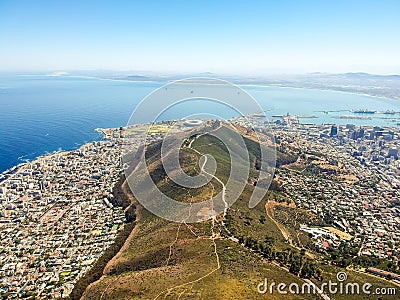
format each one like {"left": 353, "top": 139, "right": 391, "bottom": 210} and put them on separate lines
{"left": 16, "top": 74, "right": 400, "bottom": 102}
{"left": 0, "top": 150, "right": 68, "bottom": 181}
{"left": 72, "top": 75, "right": 400, "bottom": 102}
{"left": 75, "top": 76, "right": 400, "bottom": 102}
{"left": 0, "top": 130, "right": 105, "bottom": 179}
{"left": 1, "top": 75, "right": 399, "bottom": 176}
{"left": 2, "top": 107, "right": 400, "bottom": 177}
{"left": 0, "top": 142, "right": 96, "bottom": 183}
{"left": 241, "top": 83, "right": 400, "bottom": 102}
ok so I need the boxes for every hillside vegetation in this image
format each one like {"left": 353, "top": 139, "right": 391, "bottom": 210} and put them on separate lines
{"left": 80, "top": 125, "right": 397, "bottom": 300}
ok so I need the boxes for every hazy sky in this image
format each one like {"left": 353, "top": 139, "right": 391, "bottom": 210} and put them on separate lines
{"left": 0, "top": 0, "right": 399, "bottom": 74}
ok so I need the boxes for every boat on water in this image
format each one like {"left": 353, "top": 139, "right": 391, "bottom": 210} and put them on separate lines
{"left": 351, "top": 109, "right": 376, "bottom": 114}
{"left": 298, "top": 115, "right": 318, "bottom": 118}
{"left": 251, "top": 113, "right": 266, "bottom": 118}
{"left": 381, "top": 110, "right": 397, "bottom": 114}
{"left": 336, "top": 115, "right": 372, "bottom": 120}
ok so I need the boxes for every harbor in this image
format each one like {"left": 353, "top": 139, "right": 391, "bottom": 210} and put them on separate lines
{"left": 269, "top": 109, "right": 400, "bottom": 126}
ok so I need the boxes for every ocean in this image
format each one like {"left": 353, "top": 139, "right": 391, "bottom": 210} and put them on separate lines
{"left": 1, "top": 75, "right": 399, "bottom": 173}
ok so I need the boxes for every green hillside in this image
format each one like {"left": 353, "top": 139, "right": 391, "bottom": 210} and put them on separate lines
{"left": 78, "top": 125, "right": 398, "bottom": 300}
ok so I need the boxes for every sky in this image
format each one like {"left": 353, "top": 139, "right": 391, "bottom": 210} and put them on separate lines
{"left": 0, "top": 0, "right": 399, "bottom": 75}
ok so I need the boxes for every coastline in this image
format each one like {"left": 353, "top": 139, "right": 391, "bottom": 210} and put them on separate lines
{"left": 0, "top": 140, "right": 100, "bottom": 182}
{"left": 16, "top": 74, "right": 400, "bottom": 102}
{"left": 0, "top": 130, "right": 126, "bottom": 298}
{"left": 18, "top": 73, "right": 164, "bottom": 85}
{"left": 0, "top": 149, "right": 70, "bottom": 182}
{"left": 241, "top": 83, "right": 400, "bottom": 102}
{"left": 90, "top": 75, "right": 400, "bottom": 102}
{"left": 1, "top": 75, "right": 399, "bottom": 176}
{"left": 0, "top": 128, "right": 105, "bottom": 178}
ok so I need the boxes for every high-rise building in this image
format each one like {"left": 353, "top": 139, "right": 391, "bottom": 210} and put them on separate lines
{"left": 369, "top": 131, "right": 375, "bottom": 140}
{"left": 330, "top": 125, "right": 338, "bottom": 137}
{"left": 388, "top": 148, "right": 398, "bottom": 160}
{"left": 346, "top": 124, "right": 355, "bottom": 130}
{"left": 357, "top": 128, "right": 365, "bottom": 139}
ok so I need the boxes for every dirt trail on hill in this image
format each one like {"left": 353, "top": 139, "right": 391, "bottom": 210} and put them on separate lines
{"left": 102, "top": 180, "right": 141, "bottom": 275}
{"left": 265, "top": 201, "right": 292, "bottom": 242}
{"left": 81, "top": 179, "right": 141, "bottom": 300}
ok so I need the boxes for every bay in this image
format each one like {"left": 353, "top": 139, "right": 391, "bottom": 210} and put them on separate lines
{"left": 0, "top": 75, "right": 399, "bottom": 172}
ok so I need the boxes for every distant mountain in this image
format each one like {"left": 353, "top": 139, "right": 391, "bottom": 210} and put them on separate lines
{"left": 100, "top": 71, "right": 400, "bottom": 100}
{"left": 254, "top": 72, "right": 400, "bottom": 100}
{"left": 318, "top": 72, "right": 400, "bottom": 80}
{"left": 124, "top": 75, "right": 152, "bottom": 81}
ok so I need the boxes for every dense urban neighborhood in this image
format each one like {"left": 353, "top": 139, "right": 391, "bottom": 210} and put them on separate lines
{"left": 0, "top": 141, "right": 126, "bottom": 298}
{"left": 266, "top": 118, "right": 400, "bottom": 267}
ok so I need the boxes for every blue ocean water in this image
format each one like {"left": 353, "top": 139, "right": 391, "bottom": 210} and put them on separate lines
{"left": 1, "top": 75, "right": 399, "bottom": 173}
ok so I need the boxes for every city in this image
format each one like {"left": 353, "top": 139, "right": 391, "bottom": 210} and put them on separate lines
{"left": 0, "top": 142, "right": 125, "bottom": 298}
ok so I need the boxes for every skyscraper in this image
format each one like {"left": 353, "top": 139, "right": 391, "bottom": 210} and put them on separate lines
{"left": 330, "top": 125, "right": 338, "bottom": 137}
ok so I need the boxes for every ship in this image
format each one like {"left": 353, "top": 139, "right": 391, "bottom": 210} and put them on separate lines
{"left": 382, "top": 110, "right": 397, "bottom": 114}
{"left": 351, "top": 109, "right": 376, "bottom": 114}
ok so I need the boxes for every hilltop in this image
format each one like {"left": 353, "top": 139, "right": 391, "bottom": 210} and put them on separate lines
{"left": 75, "top": 124, "right": 398, "bottom": 300}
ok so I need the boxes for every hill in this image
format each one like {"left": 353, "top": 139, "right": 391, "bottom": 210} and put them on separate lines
{"left": 77, "top": 124, "right": 398, "bottom": 300}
